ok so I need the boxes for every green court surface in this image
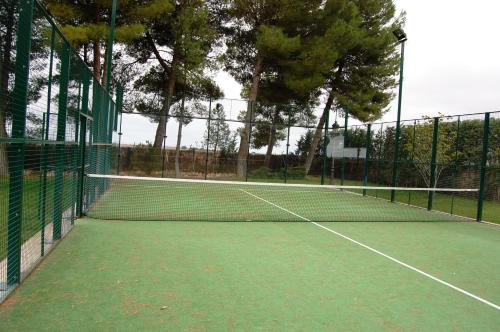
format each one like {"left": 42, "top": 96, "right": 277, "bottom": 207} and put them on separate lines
{"left": 0, "top": 218, "right": 499, "bottom": 331}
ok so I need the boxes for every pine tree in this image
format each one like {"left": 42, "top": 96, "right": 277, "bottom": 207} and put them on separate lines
{"left": 44, "top": 0, "right": 173, "bottom": 82}
{"left": 223, "top": 0, "right": 323, "bottom": 177}
{"left": 126, "top": 0, "right": 220, "bottom": 148}
{"left": 203, "top": 103, "right": 232, "bottom": 163}
{"left": 299, "top": 0, "right": 403, "bottom": 174}
{"left": 0, "top": 0, "right": 17, "bottom": 176}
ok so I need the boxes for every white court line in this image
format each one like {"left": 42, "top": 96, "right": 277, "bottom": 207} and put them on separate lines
{"left": 239, "top": 189, "right": 500, "bottom": 311}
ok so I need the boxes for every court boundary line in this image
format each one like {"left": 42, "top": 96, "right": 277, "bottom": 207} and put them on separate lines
{"left": 239, "top": 189, "right": 500, "bottom": 311}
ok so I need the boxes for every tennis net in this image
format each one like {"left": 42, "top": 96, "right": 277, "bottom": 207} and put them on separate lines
{"left": 83, "top": 174, "right": 478, "bottom": 222}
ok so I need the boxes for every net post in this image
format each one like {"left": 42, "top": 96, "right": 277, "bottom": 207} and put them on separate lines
{"left": 77, "top": 70, "right": 90, "bottom": 217}
{"left": 204, "top": 98, "right": 212, "bottom": 180}
{"left": 476, "top": 112, "right": 490, "bottom": 222}
{"left": 321, "top": 106, "right": 330, "bottom": 185}
{"left": 53, "top": 41, "right": 71, "bottom": 241}
{"left": 284, "top": 106, "right": 291, "bottom": 183}
{"left": 341, "top": 106, "right": 349, "bottom": 187}
{"left": 427, "top": 117, "right": 439, "bottom": 211}
{"left": 363, "top": 124, "right": 372, "bottom": 196}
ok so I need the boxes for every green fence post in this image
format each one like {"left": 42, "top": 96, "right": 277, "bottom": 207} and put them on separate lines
{"left": 115, "top": 84, "right": 123, "bottom": 174}
{"left": 77, "top": 69, "right": 90, "bottom": 216}
{"left": 284, "top": 107, "right": 291, "bottom": 183}
{"left": 70, "top": 80, "right": 82, "bottom": 225}
{"left": 7, "top": 0, "right": 34, "bottom": 286}
{"left": 476, "top": 112, "right": 490, "bottom": 222}
{"left": 88, "top": 80, "right": 100, "bottom": 203}
{"left": 38, "top": 26, "right": 56, "bottom": 255}
{"left": 362, "top": 124, "right": 372, "bottom": 196}
{"left": 450, "top": 116, "right": 461, "bottom": 215}
{"left": 408, "top": 120, "right": 416, "bottom": 205}
{"left": 391, "top": 120, "right": 402, "bottom": 202}
{"left": 100, "top": 92, "right": 109, "bottom": 180}
{"left": 107, "top": 101, "right": 114, "bottom": 178}
{"left": 321, "top": 107, "right": 330, "bottom": 185}
{"left": 204, "top": 98, "right": 212, "bottom": 180}
{"left": 245, "top": 101, "right": 254, "bottom": 182}
{"left": 38, "top": 113, "right": 47, "bottom": 256}
{"left": 427, "top": 117, "right": 439, "bottom": 211}
{"left": 53, "top": 41, "right": 71, "bottom": 241}
{"left": 341, "top": 107, "right": 349, "bottom": 187}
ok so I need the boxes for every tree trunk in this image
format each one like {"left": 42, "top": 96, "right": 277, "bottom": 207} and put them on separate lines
{"left": 0, "top": 111, "right": 8, "bottom": 177}
{"left": 237, "top": 54, "right": 263, "bottom": 177}
{"left": 304, "top": 93, "right": 334, "bottom": 174}
{"left": 174, "top": 97, "right": 185, "bottom": 178}
{"left": 153, "top": 65, "right": 176, "bottom": 148}
{"left": 92, "top": 6, "right": 101, "bottom": 80}
{"left": 0, "top": 2, "right": 15, "bottom": 177}
{"left": 101, "top": 41, "right": 108, "bottom": 87}
{"left": 264, "top": 107, "right": 280, "bottom": 167}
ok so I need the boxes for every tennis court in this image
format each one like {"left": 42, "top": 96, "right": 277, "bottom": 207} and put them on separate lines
{"left": 1, "top": 176, "right": 499, "bottom": 330}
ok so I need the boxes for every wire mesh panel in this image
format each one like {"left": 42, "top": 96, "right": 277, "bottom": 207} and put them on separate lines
{"left": 0, "top": 0, "right": 117, "bottom": 303}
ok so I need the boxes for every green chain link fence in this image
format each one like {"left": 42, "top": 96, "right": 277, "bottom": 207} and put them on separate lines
{"left": 0, "top": 0, "right": 119, "bottom": 303}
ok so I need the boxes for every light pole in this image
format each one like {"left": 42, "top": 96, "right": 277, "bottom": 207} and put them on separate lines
{"left": 390, "top": 28, "right": 407, "bottom": 202}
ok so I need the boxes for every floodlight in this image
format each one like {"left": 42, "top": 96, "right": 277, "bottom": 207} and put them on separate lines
{"left": 393, "top": 28, "right": 407, "bottom": 42}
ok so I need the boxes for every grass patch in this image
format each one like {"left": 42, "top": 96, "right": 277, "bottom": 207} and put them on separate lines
{"left": 0, "top": 175, "right": 77, "bottom": 260}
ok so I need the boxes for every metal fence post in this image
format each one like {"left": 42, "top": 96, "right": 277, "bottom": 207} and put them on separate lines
{"left": 71, "top": 81, "right": 82, "bottom": 225}
{"left": 363, "top": 124, "right": 372, "bottom": 196}
{"left": 341, "top": 107, "right": 349, "bottom": 187}
{"left": 450, "top": 116, "right": 461, "bottom": 214}
{"left": 39, "top": 26, "right": 55, "bottom": 230}
{"left": 53, "top": 41, "right": 71, "bottom": 241}
{"left": 7, "top": 0, "right": 34, "bottom": 286}
{"left": 115, "top": 83, "right": 123, "bottom": 174}
{"left": 321, "top": 107, "right": 330, "bottom": 185}
{"left": 408, "top": 120, "right": 416, "bottom": 204}
{"left": 427, "top": 117, "right": 439, "bottom": 211}
{"left": 476, "top": 112, "right": 490, "bottom": 221}
{"left": 77, "top": 70, "right": 90, "bottom": 216}
{"left": 284, "top": 107, "right": 291, "bottom": 183}
{"left": 245, "top": 101, "right": 254, "bottom": 182}
{"left": 204, "top": 98, "right": 212, "bottom": 180}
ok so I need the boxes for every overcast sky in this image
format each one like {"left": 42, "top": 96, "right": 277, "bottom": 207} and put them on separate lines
{"left": 119, "top": 0, "right": 500, "bottom": 148}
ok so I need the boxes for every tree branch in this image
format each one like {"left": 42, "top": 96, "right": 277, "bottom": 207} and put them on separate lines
{"left": 146, "top": 31, "right": 171, "bottom": 76}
